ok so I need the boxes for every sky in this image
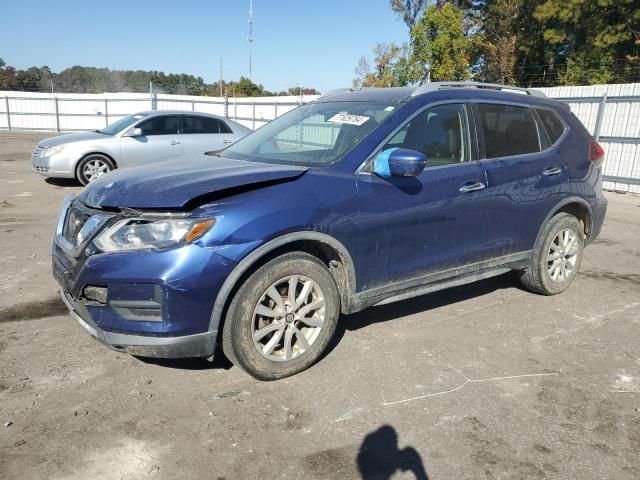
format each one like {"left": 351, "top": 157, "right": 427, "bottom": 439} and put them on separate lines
{"left": 1, "top": 0, "right": 410, "bottom": 93}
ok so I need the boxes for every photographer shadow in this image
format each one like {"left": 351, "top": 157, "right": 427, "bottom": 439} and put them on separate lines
{"left": 357, "top": 425, "right": 429, "bottom": 480}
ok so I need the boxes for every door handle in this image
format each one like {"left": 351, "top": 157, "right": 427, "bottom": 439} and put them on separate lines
{"left": 170, "top": 140, "right": 181, "bottom": 145}
{"left": 459, "top": 182, "right": 486, "bottom": 193}
{"left": 221, "top": 140, "right": 233, "bottom": 144}
{"left": 542, "top": 166, "right": 562, "bottom": 176}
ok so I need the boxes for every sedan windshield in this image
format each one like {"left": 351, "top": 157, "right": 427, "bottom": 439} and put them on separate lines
{"left": 98, "top": 114, "right": 146, "bottom": 135}
{"left": 222, "top": 101, "right": 396, "bottom": 166}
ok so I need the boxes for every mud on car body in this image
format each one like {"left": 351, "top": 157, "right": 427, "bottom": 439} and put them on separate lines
{"left": 53, "top": 82, "right": 607, "bottom": 380}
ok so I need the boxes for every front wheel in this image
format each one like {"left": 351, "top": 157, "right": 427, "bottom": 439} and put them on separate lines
{"left": 76, "top": 154, "right": 114, "bottom": 185}
{"left": 222, "top": 252, "right": 340, "bottom": 380}
{"left": 520, "top": 213, "right": 585, "bottom": 295}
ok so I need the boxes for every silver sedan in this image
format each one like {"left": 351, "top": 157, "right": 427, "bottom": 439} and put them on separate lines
{"left": 32, "top": 110, "right": 252, "bottom": 185}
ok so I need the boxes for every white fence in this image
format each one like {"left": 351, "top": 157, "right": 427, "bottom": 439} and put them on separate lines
{"left": 1, "top": 84, "right": 640, "bottom": 192}
{"left": 0, "top": 91, "right": 316, "bottom": 132}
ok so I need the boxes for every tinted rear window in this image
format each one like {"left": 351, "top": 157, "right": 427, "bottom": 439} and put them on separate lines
{"left": 537, "top": 108, "right": 566, "bottom": 144}
{"left": 478, "top": 104, "right": 540, "bottom": 158}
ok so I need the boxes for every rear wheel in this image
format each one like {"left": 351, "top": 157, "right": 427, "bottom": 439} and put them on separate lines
{"left": 222, "top": 252, "right": 340, "bottom": 380}
{"left": 77, "top": 154, "right": 114, "bottom": 185}
{"left": 520, "top": 213, "right": 584, "bottom": 295}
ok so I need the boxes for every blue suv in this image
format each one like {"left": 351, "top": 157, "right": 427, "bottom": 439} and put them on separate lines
{"left": 53, "top": 82, "right": 607, "bottom": 379}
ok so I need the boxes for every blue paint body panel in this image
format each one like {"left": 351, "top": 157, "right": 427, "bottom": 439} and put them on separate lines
{"left": 53, "top": 86, "right": 608, "bottom": 356}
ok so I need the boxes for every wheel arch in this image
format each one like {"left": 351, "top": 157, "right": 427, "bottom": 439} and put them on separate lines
{"left": 75, "top": 151, "right": 118, "bottom": 178}
{"left": 208, "top": 232, "right": 357, "bottom": 333}
{"left": 536, "top": 197, "right": 593, "bottom": 246}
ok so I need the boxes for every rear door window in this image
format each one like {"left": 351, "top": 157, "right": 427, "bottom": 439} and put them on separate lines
{"left": 536, "top": 108, "right": 566, "bottom": 144}
{"left": 137, "top": 115, "right": 180, "bottom": 136}
{"left": 477, "top": 104, "right": 541, "bottom": 158}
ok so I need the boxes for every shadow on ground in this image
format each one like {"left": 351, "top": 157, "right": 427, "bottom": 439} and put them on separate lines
{"left": 325, "top": 271, "right": 522, "bottom": 358}
{"left": 136, "top": 353, "right": 234, "bottom": 371}
{"left": 45, "top": 177, "right": 81, "bottom": 188}
{"left": 357, "top": 425, "right": 429, "bottom": 479}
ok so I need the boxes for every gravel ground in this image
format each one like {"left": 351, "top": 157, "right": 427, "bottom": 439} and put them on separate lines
{"left": 0, "top": 131, "right": 639, "bottom": 480}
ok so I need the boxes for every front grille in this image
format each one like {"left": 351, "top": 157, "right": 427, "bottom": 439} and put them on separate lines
{"left": 32, "top": 144, "right": 45, "bottom": 156}
{"left": 33, "top": 166, "right": 50, "bottom": 173}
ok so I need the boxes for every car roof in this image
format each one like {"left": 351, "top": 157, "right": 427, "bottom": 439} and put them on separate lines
{"left": 317, "top": 81, "right": 550, "bottom": 105}
{"left": 134, "top": 110, "right": 225, "bottom": 118}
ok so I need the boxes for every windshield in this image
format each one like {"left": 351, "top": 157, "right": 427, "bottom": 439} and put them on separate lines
{"left": 222, "top": 101, "right": 396, "bottom": 166}
{"left": 98, "top": 114, "right": 146, "bottom": 135}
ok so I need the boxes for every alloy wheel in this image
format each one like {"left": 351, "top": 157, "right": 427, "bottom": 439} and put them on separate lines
{"left": 83, "top": 159, "right": 110, "bottom": 182}
{"left": 547, "top": 228, "right": 579, "bottom": 283}
{"left": 251, "top": 275, "right": 325, "bottom": 362}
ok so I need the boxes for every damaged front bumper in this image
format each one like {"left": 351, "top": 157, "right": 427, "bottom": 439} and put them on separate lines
{"left": 60, "top": 288, "right": 217, "bottom": 358}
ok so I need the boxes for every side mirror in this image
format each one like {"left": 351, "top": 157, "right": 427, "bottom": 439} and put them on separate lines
{"left": 124, "top": 127, "right": 143, "bottom": 137}
{"left": 373, "top": 148, "right": 427, "bottom": 178}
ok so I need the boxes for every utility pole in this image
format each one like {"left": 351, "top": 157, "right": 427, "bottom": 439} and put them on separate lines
{"left": 219, "top": 57, "right": 223, "bottom": 97}
{"left": 248, "top": 0, "right": 254, "bottom": 81}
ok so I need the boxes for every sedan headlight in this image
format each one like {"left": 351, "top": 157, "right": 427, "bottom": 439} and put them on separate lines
{"left": 94, "top": 217, "right": 215, "bottom": 252}
{"left": 42, "top": 145, "right": 65, "bottom": 157}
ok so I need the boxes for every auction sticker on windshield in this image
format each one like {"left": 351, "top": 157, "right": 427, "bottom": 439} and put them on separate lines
{"left": 328, "top": 113, "right": 370, "bottom": 126}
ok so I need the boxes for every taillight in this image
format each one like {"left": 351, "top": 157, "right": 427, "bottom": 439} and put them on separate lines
{"left": 589, "top": 141, "right": 605, "bottom": 162}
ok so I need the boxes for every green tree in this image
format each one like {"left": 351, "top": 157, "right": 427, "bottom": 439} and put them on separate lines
{"left": 411, "top": 3, "right": 474, "bottom": 81}
{"left": 0, "top": 58, "right": 18, "bottom": 90}
{"left": 390, "top": 0, "right": 430, "bottom": 29}
{"left": 287, "top": 87, "right": 320, "bottom": 95}
{"left": 353, "top": 42, "right": 412, "bottom": 87}
{"left": 473, "top": 0, "right": 525, "bottom": 85}
{"left": 533, "top": 0, "right": 640, "bottom": 85}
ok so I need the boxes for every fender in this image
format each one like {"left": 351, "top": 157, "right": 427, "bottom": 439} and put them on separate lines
{"left": 208, "top": 231, "right": 357, "bottom": 332}
{"left": 534, "top": 196, "right": 593, "bottom": 247}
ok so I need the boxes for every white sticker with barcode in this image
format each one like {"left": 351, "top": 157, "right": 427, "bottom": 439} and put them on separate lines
{"left": 327, "top": 113, "right": 370, "bottom": 126}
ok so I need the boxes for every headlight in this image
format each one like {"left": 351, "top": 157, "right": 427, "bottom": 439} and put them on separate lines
{"left": 42, "top": 145, "right": 65, "bottom": 157}
{"left": 94, "top": 217, "right": 215, "bottom": 252}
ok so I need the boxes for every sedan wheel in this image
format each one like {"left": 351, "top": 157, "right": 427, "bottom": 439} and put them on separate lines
{"left": 77, "top": 154, "right": 114, "bottom": 185}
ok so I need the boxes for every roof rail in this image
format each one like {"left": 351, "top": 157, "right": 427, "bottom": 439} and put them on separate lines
{"left": 411, "top": 81, "right": 547, "bottom": 98}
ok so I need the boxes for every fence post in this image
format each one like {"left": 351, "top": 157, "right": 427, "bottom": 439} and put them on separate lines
{"left": 593, "top": 92, "right": 608, "bottom": 141}
{"left": 252, "top": 102, "right": 256, "bottom": 130}
{"left": 104, "top": 98, "right": 109, "bottom": 127}
{"left": 234, "top": 98, "right": 237, "bottom": 120}
{"left": 54, "top": 97, "right": 60, "bottom": 132}
{"left": 274, "top": 99, "right": 278, "bottom": 120}
{"left": 191, "top": 99, "right": 195, "bottom": 112}
{"left": 224, "top": 93, "right": 229, "bottom": 118}
{"left": 4, "top": 97, "right": 10, "bottom": 131}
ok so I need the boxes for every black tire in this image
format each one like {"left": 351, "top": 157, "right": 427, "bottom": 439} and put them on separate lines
{"left": 76, "top": 154, "right": 115, "bottom": 186}
{"left": 222, "top": 252, "right": 340, "bottom": 380}
{"left": 520, "top": 213, "right": 585, "bottom": 295}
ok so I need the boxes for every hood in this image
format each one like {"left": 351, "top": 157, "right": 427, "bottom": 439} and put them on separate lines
{"left": 39, "top": 131, "right": 111, "bottom": 147}
{"left": 79, "top": 155, "right": 308, "bottom": 209}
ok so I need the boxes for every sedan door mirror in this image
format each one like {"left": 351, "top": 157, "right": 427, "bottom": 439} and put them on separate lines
{"left": 124, "top": 127, "right": 143, "bottom": 137}
{"left": 372, "top": 148, "right": 427, "bottom": 178}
